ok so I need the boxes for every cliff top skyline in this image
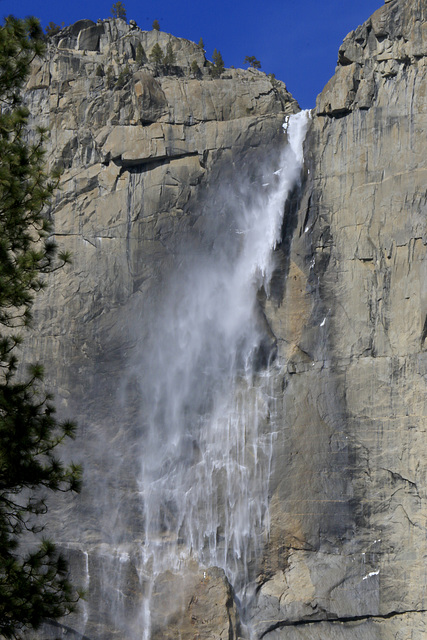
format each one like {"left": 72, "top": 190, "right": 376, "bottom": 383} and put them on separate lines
{"left": 3, "top": 0, "right": 383, "bottom": 108}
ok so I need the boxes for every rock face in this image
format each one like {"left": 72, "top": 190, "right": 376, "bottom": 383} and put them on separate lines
{"left": 25, "top": 17, "right": 297, "bottom": 431}
{"left": 254, "top": 0, "right": 427, "bottom": 638}
{"left": 23, "top": 17, "right": 298, "bottom": 640}
{"left": 22, "top": 1, "right": 427, "bottom": 638}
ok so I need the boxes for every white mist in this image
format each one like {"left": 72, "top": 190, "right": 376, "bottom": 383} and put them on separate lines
{"left": 119, "top": 110, "right": 310, "bottom": 639}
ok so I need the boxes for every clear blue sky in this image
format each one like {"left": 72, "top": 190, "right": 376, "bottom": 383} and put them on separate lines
{"left": 2, "top": 0, "right": 383, "bottom": 108}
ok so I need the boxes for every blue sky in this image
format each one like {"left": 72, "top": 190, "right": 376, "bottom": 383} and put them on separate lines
{"left": 2, "top": 0, "right": 383, "bottom": 108}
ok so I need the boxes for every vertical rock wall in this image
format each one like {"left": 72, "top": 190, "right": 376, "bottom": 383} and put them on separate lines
{"left": 23, "top": 18, "right": 298, "bottom": 640}
{"left": 256, "top": 1, "right": 427, "bottom": 638}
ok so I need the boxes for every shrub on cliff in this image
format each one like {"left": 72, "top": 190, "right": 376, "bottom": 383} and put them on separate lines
{"left": 106, "top": 65, "right": 115, "bottom": 88}
{"left": 152, "top": 19, "right": 160, "bottom": 31}
{"left": 115, "top": 64, "right": 131, "bottom": 88}
{"left": 0, "top": 15, "right": 82, "bottom": 638}
{"left": 191, "top": 59, "right": 201, "bottom": 77}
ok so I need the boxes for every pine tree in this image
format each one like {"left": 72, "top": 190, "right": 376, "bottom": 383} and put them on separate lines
{"left": 111, "top": 1, "right": 127, "bottom": 21}
{"left": 149, "top": 43, "right": 164, "bottom": 69}
{"left": 115, "top": 64, "right": 131, "bottom": 88}
{"left": 163, "top": 42, "right": 176, "bottom": 69}
{"left": 197, "top": 37, "right": 204, "bottom": 51}
{"left": 44, "top": 22, "right": 63, "bottom": 38}
{"left": 106, "top": 65, "right": 115, "bottom": 88}
{"left": 152, "top": 19, "right": 160, "bottom": 31}
{"left": 244, "top": 55, "right": 261, "bottom": 70}
{"left": 0, "top": 16, "right": 82, "bottom": 639}
{"left": 211, "top": 48, "right": 224, "bottom": 78}
{"left": 135, "top": 42, "right": 146, "bottom": 65}
{"left": 191, "top": 59, "right": 201, "bottom": 77}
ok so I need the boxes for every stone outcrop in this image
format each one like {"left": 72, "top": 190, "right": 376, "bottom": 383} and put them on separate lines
{"left": 255, "top": 0, "right": 427, "bottom": 638}
{"left": 21, "top": 0, "right": 427, "bottom": 638}
{"left": 318, "top": 0, "right": 426, "bottom": 115}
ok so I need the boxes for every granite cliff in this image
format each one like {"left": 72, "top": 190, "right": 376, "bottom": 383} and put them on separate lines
{"left": 21, "top": 0, "right": 427, "bottom": 638}
{"left": 24, "top": 15, "right": 298, "bottom": 640}
{"left": 257, "top": 0, "right": 427, "bottom": 637}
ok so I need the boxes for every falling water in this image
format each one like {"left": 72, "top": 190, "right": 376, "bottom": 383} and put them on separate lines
{"left": 110, "top": 110, "right": 310, "bottom": 639}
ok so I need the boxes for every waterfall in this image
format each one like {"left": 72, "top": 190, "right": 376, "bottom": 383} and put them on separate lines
{"left": 108, "top": 110, "right": 310, "bottom": 639}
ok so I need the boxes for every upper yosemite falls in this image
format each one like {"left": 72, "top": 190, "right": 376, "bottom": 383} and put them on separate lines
{"left": 22, "top": 0, "right": 427, "bottom": 638}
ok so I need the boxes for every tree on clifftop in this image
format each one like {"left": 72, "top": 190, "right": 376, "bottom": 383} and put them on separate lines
{"left": 0, "top": 15, "right": 82, "bottom": 638}
{"left": 44, "top": 22, "right": 63, "bottom": 37}
{"left": 211, "top": 48, "right": 224, "bottom": 78}
{"left": 111, "top": 1, "right": 127, "bottom": 21}
{"left": 244, "top": 55, "right": 261, "bottom": 69}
